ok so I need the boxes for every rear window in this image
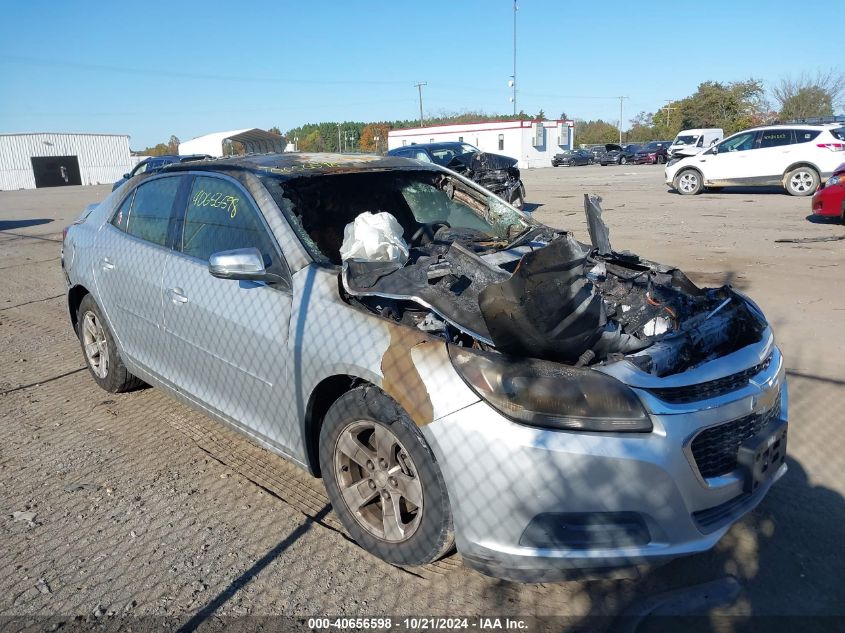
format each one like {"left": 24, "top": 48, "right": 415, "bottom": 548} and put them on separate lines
{"left": 793, "top": 129, "right": 821, "bottom": 144}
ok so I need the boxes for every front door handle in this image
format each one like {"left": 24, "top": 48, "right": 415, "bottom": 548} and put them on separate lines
{"left": 167, "top": 287, "right": 188, "bottom": 304}
{"left": 101, "top": 257, "right": 115, "bottom": 270}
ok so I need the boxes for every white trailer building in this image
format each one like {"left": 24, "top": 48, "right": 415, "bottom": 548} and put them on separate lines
{"left": 0, "top": 133, "right": 131, "bottom": 190}
{"left": 387, "top": 119, "right": 575, "bottom": 168}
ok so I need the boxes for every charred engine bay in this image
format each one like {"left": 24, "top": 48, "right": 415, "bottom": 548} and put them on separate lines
{"left": 342, "top": 196, "right": 766, "bottom": 377}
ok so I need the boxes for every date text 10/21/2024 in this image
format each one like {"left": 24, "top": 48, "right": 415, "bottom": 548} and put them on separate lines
{"left": 307, "top": 617, "right": 530, "bottom": 631}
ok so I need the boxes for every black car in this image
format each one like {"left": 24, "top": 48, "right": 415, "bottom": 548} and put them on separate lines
{"left": 633, "top": 141, "right": 672, "bottom": 165}
{"left": 387, "top": 142, "right": 526, "bottom": 208}
{"left": 551, "top": 149, "right": 593, "bottom": 167}
{"left": 112, "top": 154, "right": 211, "bottom": 191}
{"left": 600, "top": 144, "right": 642, "bottom": 166}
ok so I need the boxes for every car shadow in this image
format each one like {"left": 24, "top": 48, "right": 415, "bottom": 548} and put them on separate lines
{"left": 0, "top": 218, "right": 54, "bottom": 231}
{"left": 804, "top": 214, "right": 842, "bottom": 224}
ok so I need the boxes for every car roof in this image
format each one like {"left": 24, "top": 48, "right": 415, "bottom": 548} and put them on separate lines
{"left": 392, "top": 142, "right": 469, "bottom": 151}
{"left": 164, "top": 152, "right": 435, "bottom": 179}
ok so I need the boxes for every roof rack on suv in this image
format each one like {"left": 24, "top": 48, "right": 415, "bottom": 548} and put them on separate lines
{"left": 778, "top": 115, "right": 845, "bottom": 125}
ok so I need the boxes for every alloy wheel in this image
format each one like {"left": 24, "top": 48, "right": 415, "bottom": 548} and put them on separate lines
{"left": 789, "top": 170, "right": 815, "bottom": 193}
{"left": 82, "top": 311, "right": 109, "bottom": 379}
{"left": 334, "top": 420, "right": 423, "bottom": 543}
{"left": 678, "top": 171, "right": 699, "bottom": 193}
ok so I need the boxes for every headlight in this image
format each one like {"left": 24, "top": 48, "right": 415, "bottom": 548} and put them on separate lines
{"left": 827, "top": 175, "right": 841, "bottom": 187}
{"left": 667, "top": 158, "right": 681, "bottom": 167}
{"left": 448, "top": 346, "right": 652, "bottom": 432}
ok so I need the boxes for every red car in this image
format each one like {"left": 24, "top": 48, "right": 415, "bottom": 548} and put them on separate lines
{"left": 812, "top": 162, "right": 845, "bottom": 222}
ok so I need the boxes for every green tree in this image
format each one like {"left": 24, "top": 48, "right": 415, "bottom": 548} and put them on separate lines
{"left": 574, "top": 119, "right": 619, "bottom": 145}
{"left": 773, "top": 71, "right": 844, "bottom": 120}
{"left": 675, "top": 79, "right": 768, "bottom": 135}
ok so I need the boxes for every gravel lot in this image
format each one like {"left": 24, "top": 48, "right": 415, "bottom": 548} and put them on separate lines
{"left": 1, "top": 165, "right": 843, "bottom": 631}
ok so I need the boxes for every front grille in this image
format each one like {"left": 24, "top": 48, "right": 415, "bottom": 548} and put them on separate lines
{"left": 649, "top": 353, "right": 773, "bottom": 404}
{"left": 690, "top": 399, "right": 781, "bottom": 479}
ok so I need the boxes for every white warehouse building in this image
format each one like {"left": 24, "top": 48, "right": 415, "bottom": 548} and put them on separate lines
{"left": 0, "top": 133, "right": 131, "bottom": 190}
{"left": 387, "top": 119, "right": 575, "bottom": 168}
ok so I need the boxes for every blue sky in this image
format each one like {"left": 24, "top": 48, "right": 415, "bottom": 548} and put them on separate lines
{"left": 1, "top": 0, "right": 838, "bottom": 149}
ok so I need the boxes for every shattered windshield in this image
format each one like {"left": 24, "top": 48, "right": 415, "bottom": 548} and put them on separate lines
{"left": 428, "top": 144, "right": 479, "bottom": 166}
{"left": 261, "top": 169, "right": 530, "bottom": 264}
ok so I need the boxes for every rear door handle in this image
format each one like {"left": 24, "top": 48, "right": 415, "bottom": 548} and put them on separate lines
{"left": 101, "top": 257, "right": 115, "bottom": 270}
{"left": 167, "top": 287, "right": 188, "bottom": 304}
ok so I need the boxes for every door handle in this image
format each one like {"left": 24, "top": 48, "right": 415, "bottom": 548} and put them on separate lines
{"left": 101, "top": 257, "right": 115, "bottom": 270}
{"left": 167, "top": 287, "right": 188, "bottom": 304}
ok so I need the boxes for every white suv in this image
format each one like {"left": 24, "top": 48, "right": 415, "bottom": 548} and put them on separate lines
{"left": 665, "top": 123, "right": 845, "bottom": 196}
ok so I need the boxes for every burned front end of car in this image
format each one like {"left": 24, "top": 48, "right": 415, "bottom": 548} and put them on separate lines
{"left": 446, "top": 151, "right": 526, "bottom": 208}
{"left": 265, "top": 159, "right": 786, "bottom": 580}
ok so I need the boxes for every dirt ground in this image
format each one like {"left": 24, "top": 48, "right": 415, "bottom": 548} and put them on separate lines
{"left": 1, "top": 165, "right": 843, "bottom": 632}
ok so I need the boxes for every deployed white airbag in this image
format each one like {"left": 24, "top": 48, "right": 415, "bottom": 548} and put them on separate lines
{"left": 339, "top": 212, "right": 409, "bottom": 263}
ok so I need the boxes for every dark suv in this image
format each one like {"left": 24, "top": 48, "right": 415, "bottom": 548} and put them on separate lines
{"left": 387, "top": 142, "right": 526, "bottom": 208}
{"left": 112, "top": 154, "right": 211, "bottom": 191}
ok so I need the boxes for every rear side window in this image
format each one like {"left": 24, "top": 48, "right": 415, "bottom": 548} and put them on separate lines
{"left": 180, "top": 176, "right": 280, "bottom": 266}
{"left": 759, "top": 129, "right": 792, "bottom": 148}
{"left": 793, "top": 129, "right": 821, "bottom": 144}
{"left": 831, "top": 128, "right": 845, "bottom": 141}
{"left": 112, "top": 176, "right": 180, "bottom": 247}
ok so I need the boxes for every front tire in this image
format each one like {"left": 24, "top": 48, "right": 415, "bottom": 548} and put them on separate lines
{"left": 620, "top": 156, "right": 627, "bottom": 165}
{"left": 674, "top": 168, "right": 704, "bottom": 195}
{"left": 76, "top": 294, "right": 143, "bottom": 392}
{"left": 785, "top": 166, "right": 819, "bottom": 196}
{"left": 319, "top": 387, "right": 454, "bottom": 566}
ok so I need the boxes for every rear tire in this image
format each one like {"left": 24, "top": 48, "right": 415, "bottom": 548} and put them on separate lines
{"left": 319, "top": 387, "right": 455, "bottom": 567}
{"left": 620, "top": 156, "right": 627, "bottom": 165}
{"left": 784, "top": 166, "right": 819, "bottom": 196}
{"left": 76, "top": 294, "right": 143, "bottom": 393}
{"left": 674, "top": 168, "right": 704, "bottom": 195}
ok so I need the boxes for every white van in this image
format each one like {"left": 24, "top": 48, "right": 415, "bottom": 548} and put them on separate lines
{"left": 668, "top": 128, "right": 723, "bottom": 157}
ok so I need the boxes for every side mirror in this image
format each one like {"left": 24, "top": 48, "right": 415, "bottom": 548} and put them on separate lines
{"left": 208, "top": 247, "right": 287, "bottom": 286}
{"left": 122, "top": 173, "right": 130, "bottom": 179}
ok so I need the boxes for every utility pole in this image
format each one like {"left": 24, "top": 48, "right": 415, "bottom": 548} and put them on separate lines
{"left": 414, "top": 82, "right": 427, "bottom": 127}
{"left": 512, "top": 0, "right": 517, "bottom": 116}
{"left": 337, "top": 123, "right": 342, "bottom": 153}
{"left": 662, "top": 100, "right": 676, "bottom": 128}
{"left": 618, "top": 96, "right": 628, "bottom": 144}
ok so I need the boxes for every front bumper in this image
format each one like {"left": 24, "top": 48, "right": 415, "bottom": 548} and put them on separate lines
{"left": 811, "top": 185, "right": 845, "bottom": 217}
{"left": 424, "top": 346, "right": 788, "bottom": 582}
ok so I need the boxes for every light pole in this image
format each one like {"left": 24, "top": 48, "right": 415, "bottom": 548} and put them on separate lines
{"left": 512, "top": 0, "right": 517, "bottom": 116}
{"left": 414, "top": 82, "right": 427, "bottom": 127}
{"left": 618, "top": 96, "right": 628, "bottom": 144}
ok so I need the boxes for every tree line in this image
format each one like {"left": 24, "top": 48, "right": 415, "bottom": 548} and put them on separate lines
{"left": 135, "top": 70, "right": 842, "bottom": 155}
{"left": 578, "top": 71, "right": 844, "bottom": 146}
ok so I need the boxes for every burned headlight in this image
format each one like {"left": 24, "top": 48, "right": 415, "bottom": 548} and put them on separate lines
{"left": 449, "top": 346, "right": 652, "bottom": 433}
